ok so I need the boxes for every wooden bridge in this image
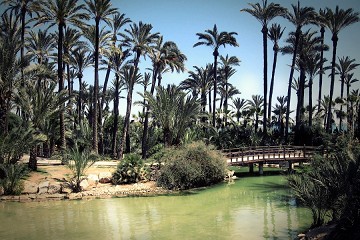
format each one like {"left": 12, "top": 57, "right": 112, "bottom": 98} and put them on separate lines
{"left": 222, "top": 145, "right": 319, "bottom": 174}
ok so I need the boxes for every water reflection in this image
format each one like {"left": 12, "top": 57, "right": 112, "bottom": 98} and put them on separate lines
{"left": 0, "top": 176, "right": 311, "bottom": 239}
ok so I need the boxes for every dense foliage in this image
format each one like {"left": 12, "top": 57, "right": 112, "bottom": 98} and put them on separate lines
{"left": 0, "top": 163, "right": 28, "bottom": 195}
{"left": 287, "top": 137, "right": 360, "bottom": 238}
{"left": 112, "top": 154, "right": 148, "bottom": 184}
{"left": 157, "top": 141, "right": 227, "bottom": 190}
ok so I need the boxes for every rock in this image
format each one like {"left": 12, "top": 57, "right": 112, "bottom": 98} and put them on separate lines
{"left": 67, "top": 192, "right": 82, "bottom": 200}
{"left": 22, "top": 181, "right": 39, "bottom": 194}
{"left": 80, "top": 179, "right": 89, "bottom": 191}
{"left": 87, "top": 174, "right": 99, "bottom": 187}
{"left": 48, "top": 182, "right": 62, "bottom": 194}
{"left": 98, "top": 172, "right": 112, "bottom": 184}
{"left": 0, "top": 195, "right": 20, "bottom": 201}
{"left": 45, "top": 193, "right": 66, "bottom": 200}
{"left": 61, "top": 183, "right": 72, "bottom": 194}
{"left": 38, "top": 181, "right": 50, "bottom": 194}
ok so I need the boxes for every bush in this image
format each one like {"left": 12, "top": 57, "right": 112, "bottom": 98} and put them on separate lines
{"left": 112, "top": 154, "right": 148, "bottom": 184}
{"left": 0, "top": 163, "right": 28, "bottom": 195}
{"left": 157, "top": 141, "right": 227, "bottom": 190}
{"left": 66, "top": 146, "right": 95, "bottom": 192}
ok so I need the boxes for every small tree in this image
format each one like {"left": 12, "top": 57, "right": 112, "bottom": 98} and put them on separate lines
{"left": 66, "top": 146, "right": 95, "bottom": 192}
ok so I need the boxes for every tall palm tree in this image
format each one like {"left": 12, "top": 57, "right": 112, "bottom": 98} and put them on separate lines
{"left": 267, "top": 23, "right": 285, "bottom": 121}
{"left": 180, "top": 65, "right": 213, "bottom": 115}
{"left": 142, "top": 35, "right": 186, "bottom": 158}
{"left": 33, "top": 0, "right": 88, "bottom": 150}
{"left": 69, "top": 47, "right": 92, "bottom": 126}
{"left": 272, "top": 96, "right": 287, "bottom": 138}
{"left": 119, "top": 21, "right": 159, "bottom": 159}
{"left": 283, "top": 2, "right": 317, "bottom": 141}
{"left": 304, "top": 53, "right": 326, "bottom": 127}
{"left": 101, "top": 12, "right": 131, "bottom": 121}
{"left": 0, "top": 13, "right": 24, "bottom": 133}
{"left": 247, "top": 95, "right": 264, "bottom": 133}
{"left": 345, "top": 73, "right": 359, "bottom": 129}
{"left": 241, "top": 0, "right": 286, "bottom": 139}
{"left": 335, "top": 56, "right": 359, "bottom": 131}
{"left": 218, "top": 54, "right": 240, "bottom": 125}
{"left": 194, "top": 24, "right": 238, "bottom": 128}
{"left": 323, "top": 6, "right": 359, "bottom": 132}
{"left": 84, "top": 0, "right": 117, "bottom": 154}
{"left": 317, "top": 8, "right": 327, "bottom": 114}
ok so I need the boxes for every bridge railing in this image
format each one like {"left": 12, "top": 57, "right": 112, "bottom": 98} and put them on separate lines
{"left": 222, "top": 145, "right": 320, "bottom": 164}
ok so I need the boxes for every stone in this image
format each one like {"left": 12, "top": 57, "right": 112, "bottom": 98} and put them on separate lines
{"left": 98, "top": 172, "right": 112, "bottom": 184}
{"left": 67, "top": 192, "right": 82, "bottom": 200}
{"left": 87, "top": 174, "right": 99, "bottom": 187}
{"left": 48, "top": 182, "right": 62, "bottom": 194}
{"left": 80, "top": 179, "right": 89, "bottom": 191}
{"left": 0, "top": 195, "right": 20, "bottom": 201}
{"left": 22, "top": 181, "right": 39, "bottom": 194}
{"left": 38, "top": 181, "right": 50, "bottom": 194}
{"left": 61, "top": 183, "right": 72, "bottom": 194}
{"left": 45, "top": 193, "right": 66, "bottom": 200}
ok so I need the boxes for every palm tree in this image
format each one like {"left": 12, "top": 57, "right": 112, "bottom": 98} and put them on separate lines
{"left": 304, "top": 53, "right": 326, "bottom": 127}
{"left": 267, "top": 23, "right": 285, "bottom": 121}
{"left": 231, "top": 97, "right": 247, "bottom": 123}
{"left": 345, "top": 73, "right": 359, "bottom": 131}
{"left": 0, "top": 13, "right": 24, "bottom": 133}
{"left": 194, "top": 24, "right": 238, "bottom": 127}
{"left": 283, "top": 2, "right": 317, "bottom": 141}
{"left": 33, "top": 0, "right": 89, "bottom": 150}
{"left": 323, "top": 6, "right": 359, "bottom": 132}
{"left": 241, "top": 0, "right": 286, "bottom": 139}
{"left": 119, "top": 21, "right": 159, "bottom": 159}
{"left": 272, "top": 96, "right": 287, "bottom": 138}
{"left": 139, "top": 85, "right": 200, "bottom": 147}
{"left": 69, "top": 47, "right": 93, "bottom": 126}
{"left": 335, "top": 56, "right": 359, "bottom": 131}
{"left": 218, "top": 54, "right": 240, "bottom": 125}
{"left": 317, "top": 8, "right": 327, "bottom": 114}
{"left": 84, "top": 0, "right": 117, "bottom": 154}
{"left": 25, "top": 29, "right": 55, "bottom": 65}
{"left": 247, "top": 95, "right": 264, "bottom": 133}
{"left": 142, "top": 35, "right": 186, "bottom": 158}
{"left": 101, "top": 12, "right": 131, "bottom": 123}
{"left": 180, "top": 65, "right": 213, "bottom": 115}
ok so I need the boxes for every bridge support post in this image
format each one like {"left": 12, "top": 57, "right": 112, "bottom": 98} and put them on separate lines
{"left": 288, "top": 160, "right": 293, "bottom": 172}
{"left": 259, "top": 162, "right": 264, "bottom": 175}
{"left": 249, "top": 163, "right": 254, "bottom": 173}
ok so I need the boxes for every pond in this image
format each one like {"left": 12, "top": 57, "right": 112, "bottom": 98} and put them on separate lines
{"left": 0, "top": 175, "right": 311, "bottom": 239}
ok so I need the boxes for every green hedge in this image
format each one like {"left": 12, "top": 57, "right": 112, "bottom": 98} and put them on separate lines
{"left": 157, "top": 141, "right": 227, "bottom": 190}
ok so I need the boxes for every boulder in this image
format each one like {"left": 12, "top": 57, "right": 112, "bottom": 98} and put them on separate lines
{"left": 22, "top": 181, "right": 39, "bottom": 194}
{"left": 48, "top": 182, "right": 62, "bottom": 194}
{"left": 38, "top": 181, "right": 50, "bottom": 194}
{"left": 98, "top": 172, "right": 112, "bottom": 184}
{"left": 61, "top": 183, "right": 72, "bottom": 194}
{"left": 87, "top": 174, "right": 99, "bottom": 187}
{"left": 80, "top": 179, "right": 89, "bottom": 191}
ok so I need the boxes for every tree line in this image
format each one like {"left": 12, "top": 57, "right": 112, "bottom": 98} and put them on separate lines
{"left": 0, "top": 0, "right": 359, "bottom": 171}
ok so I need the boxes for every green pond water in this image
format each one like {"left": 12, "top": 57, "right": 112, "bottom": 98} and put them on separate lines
{"left": 0, "top": 175, "right": 311, "bottom": 240}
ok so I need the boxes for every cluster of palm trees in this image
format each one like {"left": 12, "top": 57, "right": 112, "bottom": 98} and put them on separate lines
{"left": 0, "top": 0, "right": 360, "bottom": 170}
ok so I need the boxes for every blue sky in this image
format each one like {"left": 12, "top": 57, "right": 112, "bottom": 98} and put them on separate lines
{"left": 95, "top": 0, "right": 360, "bottom": 116}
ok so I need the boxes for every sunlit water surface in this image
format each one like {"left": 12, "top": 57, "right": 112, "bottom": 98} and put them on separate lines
{"left": 0, "top": 175, "right": 311, "bottom": 239}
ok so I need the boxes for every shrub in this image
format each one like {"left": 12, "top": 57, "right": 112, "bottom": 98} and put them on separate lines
{"left": 0, "top": 163, "right": 28, "bottom": 195}
{"left": 157, "top": 141, "right": 227, "bottom": 190}
{"left": 112, "top": 154, "right": 148, "bottom": 184}
{"left": 66, "top": 146, "right": 95, "bottom": 192}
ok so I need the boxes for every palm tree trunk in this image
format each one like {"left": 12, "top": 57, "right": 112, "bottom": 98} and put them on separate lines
{"left": 58, "top": 23, "right": 66, "bottom": 151}
{"left": 112, "top": 74, "right": 120, "bottom": 158}
{"left": 92, "top": 18, "right": 100, "bottom": 154}
{"left": 326, "top": 34, "right": 338, "bottom": 132}
{"left": 141, "top": 67, "right": 159, "bottom": 159}
{"left": 285, "top": 28, "right": 301, "bottom": 142}
{"left": 29, "top": 146, "right": 37, "bottom": 171}
{"left": 339, "top": 75, "right": 345, "bottom": 131}
{"left": 317, "top": 27, "right": 325, "bottom": 114}
{"left": 213, "top": 49, "right": 218, "bottom": 127}
{"left": 309, "top": 77, "right": 313, "bottom": 127}
{"left": 262, "top": 26, "right": 268, "bottom": 140}
{"left": 77, "top": 75, "right": 83, "bottom": 126}
{"left": 268, "top": 47, "right": 278, "bottom": 121}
